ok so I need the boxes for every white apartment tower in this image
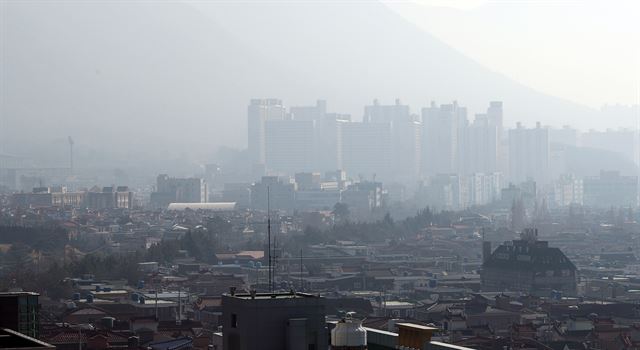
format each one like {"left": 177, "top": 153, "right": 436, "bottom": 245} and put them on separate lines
{"left": 247, "top": 99, "right": 287, "bottom": 169}
{"left": 508, "top": 122, "right": 550, "bottom": 185}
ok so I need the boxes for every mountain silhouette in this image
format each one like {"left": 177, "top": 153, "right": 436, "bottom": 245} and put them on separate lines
{"left": 2, "top": 1, "right": 595, "bottom": 158}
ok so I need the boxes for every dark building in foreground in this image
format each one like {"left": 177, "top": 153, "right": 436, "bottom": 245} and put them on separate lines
{"left": 0, "top": 328, "right": 54, "bottom": 350}
{"left": 222, "top": 291, "right": 327, "bottom": 350}
{"left": 0, "top": 293, "right": 40, "bottom": 339}
{"left": 481, "top": 229, "right": 577, "bottom": 295}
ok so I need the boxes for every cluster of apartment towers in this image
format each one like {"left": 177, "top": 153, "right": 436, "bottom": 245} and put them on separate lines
{"left": 248, "top": 99, "right": 548, "bottom": 186}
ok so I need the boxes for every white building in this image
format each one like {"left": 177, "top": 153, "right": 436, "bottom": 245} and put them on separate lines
{"left": 508, "top": 122, "right": 550, "bottom": 185}
{"left": 247, "top": 99, "right": 287, "bottom": 168}
{"left": 264, "top": 119, "right": 316, "bottom": 174}
{"left": 422, "top": 101, "right": 467, "bottom": 177}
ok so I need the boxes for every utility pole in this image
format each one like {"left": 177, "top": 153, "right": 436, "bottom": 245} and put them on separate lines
{"left": 273, "top": 222, "right": 278, "bottom": 291}
{"left": 267, "top": 186, "right": 272, "bottom": 293}
{"left": 155, "top": 282, "right": 158, "bottom": 320}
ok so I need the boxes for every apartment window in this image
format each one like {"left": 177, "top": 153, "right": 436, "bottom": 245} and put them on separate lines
{"left": 231, "top": 314, "right": 238, "bottom": 328}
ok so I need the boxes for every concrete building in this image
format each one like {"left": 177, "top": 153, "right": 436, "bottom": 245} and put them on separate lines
{"left": 247, "top": 99, "right": 287, "bottom": 171}
{"left": 481, "top": 229, "right": 577, "bottom": 295}
{"left": 552, "top": 174, "right": 583, "bottom": 207}
{"left": 426, "top": 174, "right": 466, "bottom": 210}
{"left": 150, "top": 174, "right": 207, "bottom": 209}
{"left": 467, "top": 173, "right": 502, "bottom": 207}
{"left": 251, "top": 176, "right": 296, "bottom": 211}
{"left": 508, "top": 122, "right": 550, "bottom": 185}
{"left": 364, "top": 99, "right": 421, "bottom": 182}
{"left": 341, "top": 122, "right": 392, "bottom": 180}
{"left": 0, "top": 292, "right": 40, "bottom": 339}
{"left": 222, "top": 291, "right": 327, "bottom": 350}
{"left": 295, "top": 190, "right": 341, "bottom": 211}
{"left": 295, "top": 172, "right": 322, "bottom": 191}
{"left": 291, "top": 100, "right": 350, "bottom": 172}
{"left": 319, "top": 113, "right": 350, "bottom": 172}
{"left": 85, "top": 186, "right": 133, "bottom": 210}
{"left": 290, "top": 100, "right": 326, "bottom": 121}
{"left": 392, "top": 118, "right": 422, "bottom": 182}
{"left": 222, "top": 183, "right": 251, "bottom": 208}
{"left": 341, "top": 181, "right": 383, "bottom": 215}
{"left": 0, "top": 328, "right": 54, "bottom": 350}
{"left": 265, "top": 119, "right": 316, "bottom": 174}
{"left": 464, "top": 110, "right": 500, "bottom": 175}
{"left": 583, "top": 170, "right": 638, "bottom": 208}
{"left": 11, "top": 186, "right": 132, "bottom": 210}
{"left": 422, "top": 101, "right": 467, "bottom": 176}
{"left": 363, "top": 98, "right": 410, "bottom": 123}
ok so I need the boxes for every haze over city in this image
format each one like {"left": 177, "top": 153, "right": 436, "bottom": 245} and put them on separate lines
{"left": 1, "top": 1, "right": 640, "bottom": 350}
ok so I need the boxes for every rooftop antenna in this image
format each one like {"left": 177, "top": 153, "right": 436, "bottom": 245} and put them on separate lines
{"left": 68, "top": 136, "right": 74, "bottom": 173}
{"left": 300, "top": 249, "right": 303, "bottom": 292}
{"left": 267, "top": 186, "right": 272, "bottom": 293}
{"left": 273, "top": 217, "right": 278, "bottom": 291}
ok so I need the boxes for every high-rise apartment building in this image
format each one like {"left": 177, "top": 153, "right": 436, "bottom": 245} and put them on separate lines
{"left": 290, "top": 99, "right": 326, "bottom": 121}
{"left": 264, "top": 119, "right": 316, "bottom": 174}
{"left": 363, "top": 99, "right": 420, "bottom": 181}
{"left": 464, "top": 102, "right": 502, "bottom": 175}
{"left": 320, "top": 113, "right": 350, "bottom": 171}
{"left": 341, "top": 122, "right": 392, "bottom": 180}
{"left": 363, "top": 98, "right": 410, "bottom": 123}
{"left": 422, "top": 101, "right": 467, "bottom": 177}
{"left": 508, "top": 122, "right": 550, "bottom": 185}
{"left": 247, "top": 99, "right": 287, "bottom": 169}
{"left": 486, "top": 101, "right": 504, "bottom": 138}
{"left": 393, "top": 118, "right": 422, "bottom": 182}
{"left": 464, "top": 116, "right": 498, "bottom": 175}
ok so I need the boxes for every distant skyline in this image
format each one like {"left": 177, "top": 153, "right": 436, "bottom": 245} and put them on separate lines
{"left": 387, "top": 0, "right": 640, "bottom": 108}
{"left": 2, "top": 0, "right": 639, "bottom": 159}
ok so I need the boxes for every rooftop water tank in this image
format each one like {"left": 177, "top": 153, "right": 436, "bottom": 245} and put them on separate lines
{"left": 72, "top": 293, "right": 81, "bottom": 301}
{"left": 331, "top": 313, "right": 367, "bottom": 349}
{"left": 86, "top": 294, "right": 94, "bottom": 303}
{"left": 101, "top": 317, "right": 115, "bottom": 329}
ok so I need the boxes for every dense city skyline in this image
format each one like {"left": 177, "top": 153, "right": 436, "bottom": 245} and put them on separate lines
{"left": 1, "top": 2, "right": 640, "bottom": 350}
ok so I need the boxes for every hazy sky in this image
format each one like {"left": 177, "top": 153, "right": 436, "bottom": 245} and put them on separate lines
{"left": 387, "top": 0, "right": 640, "bottom": 108}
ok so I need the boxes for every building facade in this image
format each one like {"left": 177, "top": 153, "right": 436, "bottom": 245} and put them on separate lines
{"left": 222, "top": 292, "right": 327, "bottom": 350}
{"left": 482, "top": 229, "right": 577, "bottom": 295}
